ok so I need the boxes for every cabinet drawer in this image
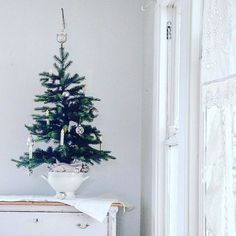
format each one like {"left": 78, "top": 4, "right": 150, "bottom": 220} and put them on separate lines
{"left": 0, "top": 212, "right": 107, "bottom": 236}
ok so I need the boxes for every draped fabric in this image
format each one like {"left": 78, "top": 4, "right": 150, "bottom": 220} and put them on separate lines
{"left": 202, "top": 0, "right": 236, "bottom": 235}
{"left": 203, "top": 83, "right": 236, "bottom": 235}
{"left": 202, "top": 0, "right": 236, "bottom": 83}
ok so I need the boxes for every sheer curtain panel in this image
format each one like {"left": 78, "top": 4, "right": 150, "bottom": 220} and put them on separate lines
{"left": 202, "top": 0, "right": 236, "bottom": 235}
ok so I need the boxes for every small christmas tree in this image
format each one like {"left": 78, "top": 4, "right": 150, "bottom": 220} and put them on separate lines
{"left": 12, "top": 9, "right": 114, "bottom": 172}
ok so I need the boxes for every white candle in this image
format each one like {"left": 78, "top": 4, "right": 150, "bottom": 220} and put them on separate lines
{"left": 60, "top": 128, "right": 64, "bottom": 145}
{"left": 29, "top": 145, "right": 33, "bottom": 160}
{"left": 49, "top": 68, "right": 53, "bottom": 75}
{"left": 45, "top": 110, "right": 50, "bottom": 125}
{"left": 27, "top": 135, "right": 34, "bottom": 159}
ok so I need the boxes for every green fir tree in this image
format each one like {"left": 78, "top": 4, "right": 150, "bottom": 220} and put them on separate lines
{"left": 12, "top": 45, "right": 114, "bottom": 171}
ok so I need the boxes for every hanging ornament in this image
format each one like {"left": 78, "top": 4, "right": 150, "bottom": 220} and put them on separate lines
{"left": 45, "top": 109, "right": 50, "bottom": 125}
{"left": 26, "top": 135, "right": 34, "bottom": 159}
{"left": 91, "top": 133, "right": 96, "bottom": 140}
{"left": 60, "top": 128, "right": 65, "bottom": 145}
{"left": 62, "top": 91, "right": 70, "bottom": 98}
{"left": 90, "top": 107, "right": 99, "bottom": 118}
{"left": 57, "top": 31, "right": 67, "bottom": 44}
{"left": 76, "top": 124, "right": 84, "bottom": 135}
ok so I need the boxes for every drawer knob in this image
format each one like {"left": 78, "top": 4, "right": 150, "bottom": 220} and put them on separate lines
{"left": 33, "top": 218, "right": 39, "bottom": 223}
{"left": 77, "top": 223, "right": 90, "bottom": 229}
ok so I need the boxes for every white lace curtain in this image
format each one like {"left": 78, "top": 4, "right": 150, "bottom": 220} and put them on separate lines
{"left": 202, "top": 0, "right": 236, "bottom": 235}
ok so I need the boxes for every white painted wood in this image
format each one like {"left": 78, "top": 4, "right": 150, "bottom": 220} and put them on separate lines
{"left": 188, "top": 1, "right": 204, "bottom": 236}
{"left": 177, "top": 1, "right": 192, "bottom": 235}
{"left": 0, "top": 212, "right": 106, "bottom": 236}
{"left": 151, "top": 1, "right": 204, "bottom": 236}
{"left": 0, "top": 205, "right": 79, "bottom": 213}
{"left": 151, "top": 3, "right": 168, "bottom": 236}
{"left": 165, "top": 4, "right": 181, "bottom": 236}
{"left": 0, "top": 204, "right": 118, "bottom": 236}
{"left": 196, "top": 0, "right": 205, "bottom": 235}
{"left": 152, "top": 1, "right": 188, "bottom": 236}
{"left": 108, "top": 207, "right": 118, "bottom": 236}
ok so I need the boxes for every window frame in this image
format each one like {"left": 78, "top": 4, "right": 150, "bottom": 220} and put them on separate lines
{"left": 151, "top": 0, "right": 203, "bottom": 235}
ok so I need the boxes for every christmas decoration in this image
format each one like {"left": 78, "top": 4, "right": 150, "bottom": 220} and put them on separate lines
{"left": 45, "top": 109, "right": 50, "bottom": 125}
{"left": 26, "top": 135, "right": 34, "bottom": 160}
{"left": 76, "top": 124, "right": 84, "bottom": 135}
{"left": 60, "top": 128, "right": 65, "bottom": 145}
{"left": 90, "top": 107, "right": 99, "bottom": 118}
{"left": 45, "top": 110, "right": 50, "bottom": 117}
{"left": 12, "top": 8, "right": 114, "bottom": 172}
{"left": 62, "top": 91, "right": 70, "bottom": 97}
{"left": 57, "top": 8, "right": 67, "bottom": 45}
{"left": 57, "top": 32, "right": 67, "bottom": 44}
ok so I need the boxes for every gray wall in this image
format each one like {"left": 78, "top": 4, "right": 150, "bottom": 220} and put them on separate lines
{"left": 141, "top": 6, "right": 155, "bottom": 236}
{"left": 0, "top": 1, "right": 143, "bottom": 235}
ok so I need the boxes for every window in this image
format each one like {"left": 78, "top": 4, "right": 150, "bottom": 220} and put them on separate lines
{"left": 152, "top": 0, "right": 201, "bottom": 235}
{"left": 152, "top": 1, "right": 188, "bottom": 235}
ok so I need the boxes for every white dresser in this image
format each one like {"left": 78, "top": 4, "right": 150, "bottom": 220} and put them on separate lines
{"left": 0, "top": 201, "right": 120, "bottom": 236}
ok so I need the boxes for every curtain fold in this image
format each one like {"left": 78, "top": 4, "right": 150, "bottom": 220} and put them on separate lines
{"left": 202, "top": 0, "right": 236, "bottom": 235}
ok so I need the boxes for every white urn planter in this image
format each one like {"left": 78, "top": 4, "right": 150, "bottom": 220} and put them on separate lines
{"left": 42, "top": 172, "right": 89, "bottom": 199}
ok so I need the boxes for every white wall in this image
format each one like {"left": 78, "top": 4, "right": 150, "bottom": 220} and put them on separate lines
{"left": 0, "top": 1, "right": 143, "bottom": 235}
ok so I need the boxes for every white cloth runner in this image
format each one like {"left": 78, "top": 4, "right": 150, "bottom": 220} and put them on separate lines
{"left": 0, "top": 195, "right": 130, "bottom": 223}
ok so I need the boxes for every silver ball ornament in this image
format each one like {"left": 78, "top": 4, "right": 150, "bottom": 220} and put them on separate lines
{"left": 90, "top": 107, "right": 99, "bottom": 118}
{"left": 57, "top": 32, "right": 67, "bottom": 44}
{"left": 62, "top": 91, "right": 70, "bottom": 98}
{"left": 76, "top": 124, "right": 84, "bottom": 135}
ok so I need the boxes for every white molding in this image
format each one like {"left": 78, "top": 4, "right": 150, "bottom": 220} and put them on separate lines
{"left": 179, "top": 1, "right": 192, "bottom": 235}
{"left": 187, "top": 0, "right": 203, "bottom": 236}
{"left": 151, "top": 3, "right": 168, "bottom": 236}
{"left": 196, "top": 0, "right": 205, "bottom": 235}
